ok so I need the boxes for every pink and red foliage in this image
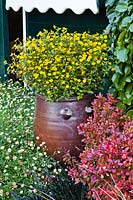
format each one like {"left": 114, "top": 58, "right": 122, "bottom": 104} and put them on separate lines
{"left": 66, "top": 93, "right": 133, "bottom": 200}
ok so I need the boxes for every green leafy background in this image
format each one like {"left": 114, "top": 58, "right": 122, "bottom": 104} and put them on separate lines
{"left": 105, "top": 0, "right": 133, "bottom": 119}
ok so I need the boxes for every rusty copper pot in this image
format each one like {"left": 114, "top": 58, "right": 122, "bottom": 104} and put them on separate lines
{"left": 34, "top": 94, "right": 94, "bottom": 163}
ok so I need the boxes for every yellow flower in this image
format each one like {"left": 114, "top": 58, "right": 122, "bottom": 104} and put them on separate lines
{"left": 81, "top": 71, "right": 85, "bottom": 76}
{"left": 89, "top": 49, "right": 93, "bottom": 53}
{"left": 47, "top": 90, "right": 50, "bottom": 94}
{"left": 68, "top": 66, "right": 72, "bottom": 70}
{"left": 33, "top": 73, "right": 39, "bottom": 79}
{"left": 87, "top": 56, "right": 92, "bottom": 62}
{"left": 49, "top": 79, "right": 53, "bottom": 83}
{"left": 35, "top": 66, "right": 41, "bottom": 70}
{"left": 7, "top": 26, "right": 111, "bottom": 101}
{"left": 91, "top": 62, "right": 96, "bottom": 66}
{"left": 65, "top": 85, "right": 69, "bottom": 89}
{"left": 83, "top": 79, "right": 87, "bottom": 83}
{"left": 97, "top": 60, "right": 101, "bottom": 64}
{"left": 103, "top": 35, "right": 108, "bottom": 39}
{"left": 61, "top": 81, "right": 65, "bottom": 85}
{"left": 66, "top": 73, "right": 70, "bottom": 78}
{"left": 53, "top": 72, "right": 57, "bottom": 76}
{"left": 40, "top": 71, "right": 46, "bottom": 76}
{"left": 77, "top": 79, "right": 81, "bottom": 83}
{"left": 111, "top": 67, "right": 115, "bottom": 72}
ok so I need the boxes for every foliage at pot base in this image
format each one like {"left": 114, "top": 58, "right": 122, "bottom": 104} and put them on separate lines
{"left": 65, "top": 93, "right": 133, "bottom": 200}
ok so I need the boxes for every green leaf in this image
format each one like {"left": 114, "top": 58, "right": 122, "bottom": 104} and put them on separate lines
{"left": 129, "top": 24, "right": 133, "bottom": 32}
{"left": 123, "top": 97, "right": 132, "bottom": 106}
{"left": 121, "top": 16, "right": 131, "bottom": 27}
{"left": 125, "top": 83, "right": 133, "bottom": 94}
{"left": 126, "top": 110, "right": 133, "bottom": 120}
{"left": 107, "top": 12, "right": 116, "bottom": 23}
{"left": 115, "top": 3, "right": 128, "bottom": 12}
{"left": 116, "top": 48, "right": 128, "bottom": 62}
{"left": 116, "top": 102, "right": 126, "bottom": 111}
{"left": 112, "top": 73, "right": 120, "bottom": 89}
{"left": 108, "top": 87, "right": 116, "bottom": 94}
{"left": 128, "top": 5, "right": 133, "bottom": 13}
{"left": 114, "top": 65, "right": 123, "bottom": 74}
{"left": 117, "top": 31, "right": 126, "bottom": 47}
{"left": 124, "top": 66, "right": 131, "bottom": 75}
{"left": 118, "top": 76, "right": 126, "bottom": 90}
{"left": 118, "top": 91, "right": 126, "bottom": 99}
{"left": 105, "top": 0, "right": 116, "bottom": 7}
{"left": 126, "top": 76, "right": 131, "bottom": 82}
{"left": 112, "top": 73, "right": 120, "bottom": 83}
{"left": 125, "top": 93, "right": 131, "bottom": 99}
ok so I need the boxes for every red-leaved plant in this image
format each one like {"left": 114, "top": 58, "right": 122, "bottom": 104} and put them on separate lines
{"left": 64, "top": 93, "right": 133, "bottom": 200}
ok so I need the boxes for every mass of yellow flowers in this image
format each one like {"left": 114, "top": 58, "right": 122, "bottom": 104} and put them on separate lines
{"left": 8, "top": 26, "right": 112, "bottom": 101}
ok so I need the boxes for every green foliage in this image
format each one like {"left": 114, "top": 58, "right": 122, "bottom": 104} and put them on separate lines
{"left": 105, "top": 0, "right": 133, "bottom": 119}
{"left": 0, "top": 80, "right": 87, "bottom": 200}
{"left": 0, "top": 80, "right": 60, "bottom": 199}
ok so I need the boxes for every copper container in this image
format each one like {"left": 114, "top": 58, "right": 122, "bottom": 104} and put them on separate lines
{"left": 34, "top": 94, "right": 93, "bottom": 163}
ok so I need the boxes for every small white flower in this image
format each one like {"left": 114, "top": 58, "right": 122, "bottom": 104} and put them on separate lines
{"left": 53, "top": 169, "right": 57, "bottom": 173}
{"left": 58, "top": 168, "right": 62, "bottom": 173}
{"left": 7, "top": 138, "right": 11, "bottom": 143}
{"left": 12, "top": 182, "right": 17, "bottom": 186}
{"left": 21, "top": 184, "right": 25, "bottom": 188}
{"left": 33, "top": 189, "right": 37, "bottom": 193}
{"left": 43, "top": 152, "right": 47, "bottom": 156}
{"left": 6, "top": 192, "right": 9, "bottom": 196}
{"left": 42, "top": 141, "right": 45, "bottom": 145}
{"left": 18, "top": 149, "right": 24, "bottom": 153}
{"left": 0, "top": 189, "right": 3, "bottom": 196}
{"left": 14, "top": 166, "right": 17, "bottom": 170}
{"left": 33, "top": 157, "right": 37, "bottom": 160}
{"left": 36, "top": 136, "right": 40, "bottom": 140}
{"left": 13, "top": 156, "right": 17, "bottom": 160}
{"left": 33, "top": 166, "right": 37, "bottom": 170}
{"left": 39, "top": 153, "right": 43, "bottom": 157}
{"left": 5, "top": 156, "right": 10, "bottom": 160}
{"left": 7, "top": 148, "right": 12, "bottom": 153}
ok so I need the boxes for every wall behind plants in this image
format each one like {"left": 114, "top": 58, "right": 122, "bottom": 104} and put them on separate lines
{"left": 105, "top": 0, "right": 133, "bottom": 119}
{"left": 27, "top": 8, "right": 108, "bottom": 36}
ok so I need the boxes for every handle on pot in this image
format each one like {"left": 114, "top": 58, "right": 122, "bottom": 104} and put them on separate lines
{"left": 60, "top": 108, "right": 73, "bottom": 120}
{"left": 85, "top": 106, "right": 92, "bottom": 113}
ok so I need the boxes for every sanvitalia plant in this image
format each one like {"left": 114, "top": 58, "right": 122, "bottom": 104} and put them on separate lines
{"left": 7, "top": 26, "right": 112, "bottom": 102}
{"left": 105, "top": 0, "right": 133, "bottom": 119}
{"left": 65, "top": 93, "right": 133, "bottom": 200}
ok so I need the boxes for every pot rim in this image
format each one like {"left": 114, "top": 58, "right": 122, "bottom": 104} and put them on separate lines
{"left": 36, "top": 93, "right": 94, "bottom": 103}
